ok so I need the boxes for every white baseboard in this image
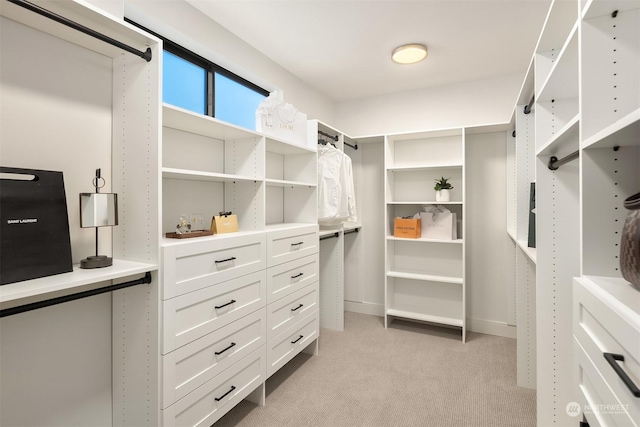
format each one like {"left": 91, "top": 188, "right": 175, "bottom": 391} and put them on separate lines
{"left": 467, "top": 318, "right": 516, "bottom": 339}
{"left": 344, "top": 301, "right": 384, "bottom": 317}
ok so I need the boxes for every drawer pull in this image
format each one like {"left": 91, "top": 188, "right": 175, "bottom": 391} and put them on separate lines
{"left": 291, "top": 242, "right": 304, "bottom": 247}
{"left": 215, "top": 300, "right": 236, "bottom": 309}
{"left": 604, "top": 352, "right": 640, "bottom": 398}
{"left": 214, "top": 385, "right": 236, "bottom": 402}
{"left": 291, "top": 304, "right": 304, "bottom": 312}
{"left": 291, "top": 334, "right": 303, "bottom": 344}
{"left": 215, "top": 257, "right": 237, "bottom": 264}
{"left": 215, "top": 342, "right": 237, "bottom": 356}
{"left": 291, "top": 273, "right": 304, "bottom": 279}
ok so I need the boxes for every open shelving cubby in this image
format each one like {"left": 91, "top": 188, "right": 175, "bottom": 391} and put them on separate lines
{"left": 383, "top": 128, "right": 466, "bottom": 341}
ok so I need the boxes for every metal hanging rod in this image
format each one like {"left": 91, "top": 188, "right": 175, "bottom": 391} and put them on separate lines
{"left": 0, "top": 271, "right": 152, "bottom": 318}
{"left": 344, "top": 227, "right": 360, "bottom": 235}
{"left": 548, "top": 150, "right": 579, "bottom": 170}
{"left": 317, "top": 130, "right": 358, "bottom": 150}
{"left": 524, "top": 95, "right": 534, "bottom": 114}
{"left": 8, "top": 0, "right": 152, "bottom": 62}
{"left": 318, "top": 130, "right": 338, "bottom": 141}
{"left": 319, "top": 232, "right": 339, "bottom": 241}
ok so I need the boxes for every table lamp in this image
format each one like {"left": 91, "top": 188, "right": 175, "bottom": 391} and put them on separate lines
{"left": 79, "top": 168, "right": 118, "bottom": 269}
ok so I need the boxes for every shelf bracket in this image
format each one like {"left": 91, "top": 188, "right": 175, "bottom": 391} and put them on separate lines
{"left": 0, "top": 271, "right": 153, "bottom": 318}
{"left": 548, "top": 150, "right": 579, "bottom": 170}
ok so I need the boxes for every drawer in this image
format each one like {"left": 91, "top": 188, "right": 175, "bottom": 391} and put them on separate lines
{"left": 575, "top": 337, "right": 636, "bottom": 427}
{"left": 163, "top": 270, "right": 266, "bottom": 354}
{"left": 162, "top": 308, "right": 266, "bottom": 409}
{"left": 266, "top": 225, "right": 318, "bottom": 267}
{"left": 267, "top": 310, "right": 318, "bottom": 378}
{"left": 162, "top": 233, "right": 266, "bottom": 299}
{"left": 163, "top": 346, "right": 266, "bottom": 427}
{"left": 267, "top": 281, "right": 318, "bottom": 340}
{"left": 266, "top": 254, "right": 318, "bottom": 303}
{"left": 574, "top": 278, "right": 640, "bottom": 422}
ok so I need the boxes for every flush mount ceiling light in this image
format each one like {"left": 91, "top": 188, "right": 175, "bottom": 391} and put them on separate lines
{"left": 392, "top": 43, "right": 428, "bottom": 64}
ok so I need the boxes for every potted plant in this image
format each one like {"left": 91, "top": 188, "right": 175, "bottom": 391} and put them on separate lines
{"left": 434, "top": 177, "right": 453, "bottom": 202}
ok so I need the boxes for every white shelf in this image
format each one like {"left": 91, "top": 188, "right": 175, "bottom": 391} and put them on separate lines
{"left": 387, "top": 236, "right": 463, "bottom": 244}
{"left": 163, "top": 103, "right": 258, "bottom": 141}
{"left": 537, "top": 23, "right": 579, "bottom": 102}
{"left": 162, "top": 168, "right": 259, "bottom": 183}
{"left": 387, "top": 270, "right": 463, "bottom": 285}
{"left": 386, "top": 308, "right": 464, "bottom": 327}
{"left": 516, "top": 240, "right": 537, "bottom": 264}
{"left": 264, "top": 178, "right": 316, "bottom": 188}
{"left": 264, "top": 223, "right": 317, "bottom": 233}
{"left": 0, "top": 259, "right": 157, "bottom": 307}
{"left": 507, "top": 229, "right": 517, "bottom": 243}
{"left": 343, "top": 222, "right": 362, "bottom": 232}
{"left": 536, "top": 114, "right": 580, "bottom": 157}
{"left": 577, "top": 275, "right": 640, "bottom": 323}
{"left": 265, "top": 137, "right": 316, "bottom": 155}
{"left": 386, "top": 164, "right": 463, "bottom": 172}
{"left": 583, "top": 0, "right": 640, "bottom": 20}
{"left": 581, "top": 108, "right": 640, "bottom": 150}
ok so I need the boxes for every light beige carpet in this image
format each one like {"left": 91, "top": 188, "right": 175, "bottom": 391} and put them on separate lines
{"left": 215, "top": 312, "right": 536, "bottom": 427}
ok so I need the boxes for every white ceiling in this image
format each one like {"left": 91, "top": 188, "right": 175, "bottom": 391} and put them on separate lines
{"left": 187, "top": 0, "right": 552, "bottom": 102}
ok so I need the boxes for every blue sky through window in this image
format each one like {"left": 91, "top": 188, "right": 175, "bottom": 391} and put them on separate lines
{"left": 163, "top": 51, "right": 206, "bottom": 114}
{"left": 215, "top": 73, "right": 266, "bottom": 130}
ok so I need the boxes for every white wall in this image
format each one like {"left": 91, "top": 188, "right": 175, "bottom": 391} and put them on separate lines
{"left": 124, "top": 0, "right": 336, "bottom": 126}
{"left": 335, "top": 73, "right": 522, "bottom": 137}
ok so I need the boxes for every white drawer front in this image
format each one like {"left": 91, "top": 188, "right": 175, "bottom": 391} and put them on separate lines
{"left": 163, "top": 308, "right": 266, "bottom": 409}
{"left": 266, "top": 226, "right": 318, "bottom": 267}
{"left": 163, "top": 270, "right": 266, "bottom": 353}
{"left": 574, "top": 279, "right": 640, "bottom": 422}
{"left": 576, "top": 337, "right": 637, "bottom": 427}
{"left": 267, "top": 311, "right": 318, "bottom": 378}
{"left": 266, "top": 254, "right": 318, "bottom": 303}
{"left": 267, "top": 282, "right": 318, "bottom": 340}
{"left": 163, "top": 346, "right": 266, "bottom": 427}
{"left": 162, "top": 233, "right": 266, "bottom": 299}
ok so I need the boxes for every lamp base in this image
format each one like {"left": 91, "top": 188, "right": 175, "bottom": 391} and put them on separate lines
{"left": 80, "top": 255, "right": 113, "bottom": 269}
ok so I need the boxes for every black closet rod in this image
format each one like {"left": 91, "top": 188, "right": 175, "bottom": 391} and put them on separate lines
{"left": 319, "top": 232, "right": 339, "bottom": 241}
{"left": 344, "top": 227, "right": 360, "bottom": 235}
{"left": 0, "top": 271, "right": 152, "bottom": 318}
{"left": 8, "top": 0, "right": 152, "bottom": 62}
{"left": 524, "top": 95, "right": 535, "bottom": 114}
{"left": 548, "top": 150, "right": 579, "bottom": 170}
{"left": 317, "top": 130, "right": 358, "bottom": 150}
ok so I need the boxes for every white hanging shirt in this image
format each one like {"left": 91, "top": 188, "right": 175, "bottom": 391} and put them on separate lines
{"left": 317, "top": 143, "right": 357, "bottom": 225}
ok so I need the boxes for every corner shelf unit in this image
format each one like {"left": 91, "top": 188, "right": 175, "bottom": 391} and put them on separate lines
{"left": 383, "top": 128, "right": 466, "bottom": 341}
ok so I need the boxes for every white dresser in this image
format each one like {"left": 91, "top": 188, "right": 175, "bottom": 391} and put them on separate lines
{"left": 574, "top": 276, "right": 640, "bottom": 427}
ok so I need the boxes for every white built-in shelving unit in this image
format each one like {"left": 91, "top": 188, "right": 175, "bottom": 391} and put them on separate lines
{"left": 509, "top": 0, "right": 640, "bottom": 424}
{"left": 0, "top": 0, "right": 161, "bottom": 425}
{"left": 383, "top": 129, "right": 467, "bottom": 341}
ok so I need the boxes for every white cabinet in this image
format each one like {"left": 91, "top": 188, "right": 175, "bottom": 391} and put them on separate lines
{"left": 383, "top": 129, "right": 466, "bottom": 341}
{"left": 160, "top": 104, "right": 319, "bottom": 424}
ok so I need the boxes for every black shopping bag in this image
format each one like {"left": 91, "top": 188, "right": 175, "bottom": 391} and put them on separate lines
{"left": 0, "top": 167, "right": 73, "bottom": 285}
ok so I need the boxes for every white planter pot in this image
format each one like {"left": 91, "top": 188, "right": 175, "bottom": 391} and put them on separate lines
{"left": 436, "top": 189, "right": 450, "bottom": 202}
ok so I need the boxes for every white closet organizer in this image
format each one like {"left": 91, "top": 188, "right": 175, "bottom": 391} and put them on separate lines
{"left": 161, "top": 104, "right": 319, "bottom": 425}
{"left": 0, "top": 1, "right": 161, "bottom": 425}
{"left": 509, "top": 0, "right": 640, "bottom": 424}
{"left": 310, "top": 119, "right": 370, "bottom": 331}
{"left": 384, "top": 129, "right": 466, "bottom": 341}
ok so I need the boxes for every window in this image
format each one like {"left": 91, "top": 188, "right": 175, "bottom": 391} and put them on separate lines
{"left": 126, "top": 19, "right": 269, "bottom": 130}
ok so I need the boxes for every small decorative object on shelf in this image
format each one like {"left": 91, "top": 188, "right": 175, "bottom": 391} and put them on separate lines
{"left": 211, "top": 211, "right": 239, "bottom": 234}
{"left": 434, "top": 176, "right": 453, "bottom": 202}
{"left": 620, "top": 191, "right": 640, "bottom": 290}
{"left": 166, "top": 213, "right": 213, "bottom": 239}
{"left": 79, "top": 168, "right": 118, "bottom": 269}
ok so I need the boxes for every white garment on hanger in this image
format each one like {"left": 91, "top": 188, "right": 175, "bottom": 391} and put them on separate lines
{"left": 317, "top": 143, "right": 357, "bottom": 226}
